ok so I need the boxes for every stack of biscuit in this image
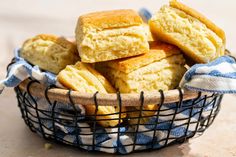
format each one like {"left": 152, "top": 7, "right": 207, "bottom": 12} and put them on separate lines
{"left": 20, "top": 0, "right": 225, "bottom": 127}
{"left": 96, "top": 41, "right": 186, "bottom": 124}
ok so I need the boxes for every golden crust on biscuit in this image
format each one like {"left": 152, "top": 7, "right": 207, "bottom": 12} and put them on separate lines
{"left": 100, "top": 41, "right": 182, "bottom": 73}
{"left": 149, "top": 1, "right": 225, "bottom": 63}
{"left": 75, "top": 9, "right": 149, "bottom": 63}
{"left": 97, "top": 56, "right": 186, "bottom": 93}
{"left": 21, "top": 34, "right": 79, "bottom": 74}
{"left": 170, "top": 0, "right": 226, "bottom": 44}
{"left": 79, "top": 9, "right": 143, "bottom": 29}
{"left": 57, "top": 62, "right": 125, "bottom": 127}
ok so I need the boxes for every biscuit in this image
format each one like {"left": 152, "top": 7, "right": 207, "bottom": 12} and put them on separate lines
{"left": 20, "top": 34, "right": 79, "bottom": 74}
{"left": 75, "top": 9, "right": 149, "bottom": 63}
{"left": 149, "top": 0, "right": 226, "bottom": 63}
{"left": 96, "top": 42, "right": 187, "bottom": 124}
{"left": 96, "top": 42, "right": 186, "bottom": 93}
{"left": 58, "top": 62, "right": 126, "bottom": 127}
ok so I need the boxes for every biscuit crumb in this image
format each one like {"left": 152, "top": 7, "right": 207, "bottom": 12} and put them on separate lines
{"left": 44, "top": 143, "right": 52, "bottom": 150}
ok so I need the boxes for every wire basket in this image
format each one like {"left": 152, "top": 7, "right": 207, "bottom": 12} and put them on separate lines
{"left": 14, "top": 79, "right": 223, "bottom": 154}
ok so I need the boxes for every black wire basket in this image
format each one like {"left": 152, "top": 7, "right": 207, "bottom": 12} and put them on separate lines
{"left": 14, "top": 79, "right": 223, "bottom": 154}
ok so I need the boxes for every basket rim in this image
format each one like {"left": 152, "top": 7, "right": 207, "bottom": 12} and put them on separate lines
{"left": 18, "top": 79, "right": 212, "bottom": 106}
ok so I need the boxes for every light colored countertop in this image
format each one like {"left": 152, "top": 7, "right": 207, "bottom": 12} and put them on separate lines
{"left": 0, "top": 0, "right": 236, "bottom": 157}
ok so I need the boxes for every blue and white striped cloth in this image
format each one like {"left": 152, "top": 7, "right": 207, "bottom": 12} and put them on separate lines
{"left": 0, "top": 49, "right": 61, "bottom": 94}
{"left": 180, "top": 56, "right": 236, "bottom": 93}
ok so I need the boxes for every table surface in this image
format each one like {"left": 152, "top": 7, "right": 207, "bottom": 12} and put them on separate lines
{"left": 0, "top": 0, "right": 236, "bottom": 157}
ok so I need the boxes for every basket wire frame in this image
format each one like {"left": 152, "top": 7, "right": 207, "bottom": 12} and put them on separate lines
{"left": 14, "top": 80, "right": 223, "bottom": 154}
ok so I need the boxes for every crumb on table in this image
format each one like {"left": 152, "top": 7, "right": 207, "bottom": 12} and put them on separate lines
{"left": 44, "top": 143, "right": 53, "bottom": 150}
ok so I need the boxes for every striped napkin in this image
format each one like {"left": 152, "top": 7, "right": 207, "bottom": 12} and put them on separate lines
{"left": 180, "top": 56, "right": 236, "bottom": 93}
{"left": 0, "top": 49, "right": 60, "bottom": 94}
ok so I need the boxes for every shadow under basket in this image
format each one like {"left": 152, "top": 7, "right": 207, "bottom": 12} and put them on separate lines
{"left": 15, "top": 79, "right": 223, "bottom": 154}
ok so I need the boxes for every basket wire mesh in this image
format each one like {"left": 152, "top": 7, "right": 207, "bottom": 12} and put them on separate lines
{"left": 14, "top": 79, "right": 223, "bottom": 154}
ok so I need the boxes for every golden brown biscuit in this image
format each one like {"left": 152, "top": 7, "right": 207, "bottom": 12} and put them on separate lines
{"left": 21, "top": 34, "right": 79, "bottom": 74}
{"left": 78, "top": 9, "right": 143, "bottom": 29}
{"left": 96, "top": 42, "right": 187, "bottom": 124}
{"left": 57, "top": 62, "right": 126, "bottom": 127}
{"left": 103, "top": 42, "right": 181, "bottom": 74}
{"left": 75, "top": 9, "right": 149, "bottom": 63}
{"left": 96, "top": 42, "right": 186, "bottom": 93}
{"left": 149, "top": 0, "right": 226, "bottom": 63}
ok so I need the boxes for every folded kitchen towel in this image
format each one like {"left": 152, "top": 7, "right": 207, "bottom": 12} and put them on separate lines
{"left": 179, "top": 55, "right": 236, "bottom": 93}
{"left": 0, "top": 48, "right": 61, "bottom": 94}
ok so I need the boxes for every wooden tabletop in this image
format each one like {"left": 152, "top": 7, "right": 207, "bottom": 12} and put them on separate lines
{"left": 0, "top": 0, "right": 236, "bottom": 157}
